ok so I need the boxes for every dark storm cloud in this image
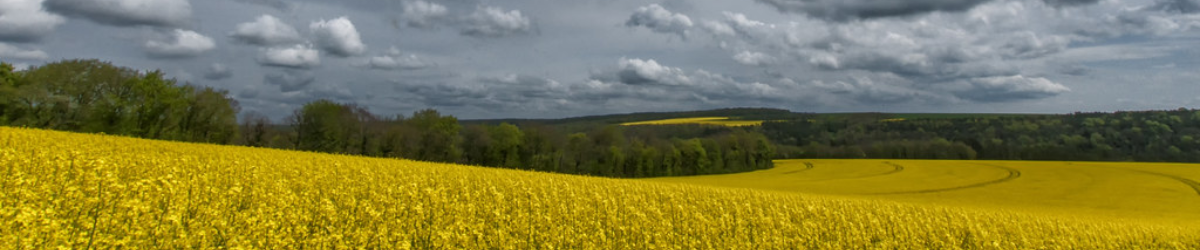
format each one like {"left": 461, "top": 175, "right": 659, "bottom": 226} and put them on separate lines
{"left": 44, "top": 0, "right": 192, "bottom": 27}
{"left": 1042, "top": 0, "right": 1102, "bottom": 7}
{"left": 0, "top": 0, "right": 65, "bottom": 42}
{"left": 1154, "top": 0, "right": 1200, "bottom": 13}
{"left": 15, "top": 0, "right": 1200, "bottom": 119}
{"left": 234, "top": 0, "right": 290, "bottom": 10}
{"left": 755, "top": 0, "right": 994, "bottom": 21}
{"left": 396, "top": 83, "right": 490, "bottom": 107}
{"left": 204, "top": 63, "right": 232, "bottom": 80}
{"left": 264, "top": 70, "right": 316, "bottom": 93}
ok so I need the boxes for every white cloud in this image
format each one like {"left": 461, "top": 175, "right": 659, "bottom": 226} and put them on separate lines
{"left": 626, "top": 4, "right": 694, "bottom": 39}
{"left": 259, "top": 44, "right": 320, "bottom": 69}
{"left": 310, "top": 17, "right": 366, "bottom": 57}
{"left": 231, "top": 15, "right": 302, "bottom": 46}
{"left": 956, "top": 75, "right": 1070, "bottom": 102}
{"left": 367, "top": 47, "right": 432, "bottom": 70}
{"left": 615, "top": 58, "right": 692, "bottom": 86}
{"left": 403, "top": 0, "right": 449, "bottom": 28}
{"left": 0, "top": 42, "right": 48, "bottom": 60}
{"left": 462, "top": 6, "right": 532, "bottom": 38}
{"left": 144, "top": 29, "right": 215, "bottom": 58}
{"left": 44, "top": 0, "right": 191, "bottom": 27}
{"left": 0, "top": 0, "right": 65, "bottom": 41}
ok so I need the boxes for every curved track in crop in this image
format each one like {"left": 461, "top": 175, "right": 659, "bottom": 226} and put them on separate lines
{"left": 795, "top": 162, "right": 906, "bottom": 181}
{"left": 781, "top": 162, "right": 815, "bottom": 174}
{"left": 871, "top": 163, "right": 1021, "bottom": 195}
{"left": 1129, "top": 170, "right": 1200, "bottom": 196}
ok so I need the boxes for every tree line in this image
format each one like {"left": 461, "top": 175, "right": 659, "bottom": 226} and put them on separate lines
{"left": 1, "top": 60, "right": 239, "bottom": 143}
{"left": 3, "top": 60, "right": 774, "bottom": 178}
{"left": 763, "top": 110, "right": 1200, "bottom": 162}
{"left": 255, "top": 99, "right": 776, "bottom": 177}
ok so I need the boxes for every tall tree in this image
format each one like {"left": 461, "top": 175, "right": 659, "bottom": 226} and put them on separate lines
{"left": 407, "top": 109, "right": 461, "bottom": 162}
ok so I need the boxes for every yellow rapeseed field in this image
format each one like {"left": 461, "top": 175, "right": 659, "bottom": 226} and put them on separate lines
{"left": 619, "top": 117, "right": 763, "bottom": 127}
{"left": 653, "top": 159, "right": 1200, "bottom": 225}
{"left": 3, "top": 127, "right": 1198, "bottom": 249}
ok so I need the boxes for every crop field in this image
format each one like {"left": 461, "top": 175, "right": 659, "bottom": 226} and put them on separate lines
{"left": 652, "top": 159, "right": 1200, "bottom": 225}
{"left": 619, "top": 117, "right": 763, "bottom": 127}
{"left": 3, "top": 127, "right": 1199, "bottom": 249}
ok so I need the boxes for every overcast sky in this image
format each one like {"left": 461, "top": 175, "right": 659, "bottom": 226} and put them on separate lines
{"left": 2, "top": 0, "right": 1199, "bottom": 120}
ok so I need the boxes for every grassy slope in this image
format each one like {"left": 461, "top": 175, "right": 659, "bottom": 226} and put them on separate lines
{"left": 652, "top": 159, "right": 1200, "bottom": 225}
{"left": 3, "top": 127, "right": 1198, "bottom": 249}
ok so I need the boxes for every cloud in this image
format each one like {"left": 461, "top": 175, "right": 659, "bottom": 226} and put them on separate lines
{"left": 585, "top": 58, "right": 796, "bottom": 105}
{"left": 44, "top": 0, "right": 191, "bottom": 27}
{"left": 0, "top": 42, "right": 48, "bottom": 60}
{"left": 144, "top": 29, "right": 215, "bottom": 58}
{"left": 311, "top": 17, "right": 366, "bottom": 57}
{"left": 955, "top": 75, "right": 1070, "bottom": 102}
{"left": 306, "top": 83, "right": 355, "bottom": 101}
{"left": 626, "top": 4, "right": 693, "bottom": 39}
{"left": 204, "top": 63, "right": 232, "bottom": 80}
{"left": 396, "top": 83, "right": 491, "bottom": 107}
{"left": 461, "top": 6, "right": 533, "bottom": 38}
{"left": 366, "top": 47, "right": 432, "bottom": 70}
{"left": 1042, "top": 0, "right": 1102, "bottom": 7}
{"left": 808, "top": 77, "right": 933, "bottom": 105}
{"left": 609, "top": 58, "right": 693, "bottom": 86}
{"left": 733, "top": 51, "right": 774, "bottom": 66}
{"left": 701, "top": 12, "right": 777, "bottom": 40}
{"left": 1154, "top": 0, "right": 1200, "bottom": 13}
{"left": 0, "top": 0, "right": 65, "bottom": 42}
{"left": 755, "top": 0, "right": 994, "bottom": 21}
{"left": 259, "top": 44, "right": 320, "bottom": 69}
{"left": 231, "top": 15, "right": 303, "bottom": 46}
{"left": 264, "top": 70, "right": 315, "bottom": 92}
{"left": 234, "top": 0, "right": 289, "bottom": 10}
{"left": 402, "top": 0, "right": 449, "bottom": 28}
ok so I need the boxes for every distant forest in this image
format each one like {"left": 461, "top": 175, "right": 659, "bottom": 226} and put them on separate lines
{"left": 5, "top": 60, "right": 1200, "bottom": 179}
{"left": 763, "top": 110, "right": 1200, "bottom": 162}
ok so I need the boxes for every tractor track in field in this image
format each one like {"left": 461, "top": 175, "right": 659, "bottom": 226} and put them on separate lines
{"left": 781, "top": 162, "right": 815, "bottom": 174}
{"left": 877, "top": 162, "right": 906, "bottom": 176}
{"left": 1128, "top": 170, "right": 1200, "bottom": 196}
{"left": 871, "top": 163, "right": 1021, "bottom": 195}
{"left": 795, "top": 162, "right": 906, "bottom": 181}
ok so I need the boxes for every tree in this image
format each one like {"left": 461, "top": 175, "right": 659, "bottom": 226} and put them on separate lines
{"left": 290, "top": 100, "right": 359, "bottom": 153}
{"left": 461, "top": 124, "right": 492, "bottom": 165}
{"left": 488, "top": 123, "right": 524, "bottom": 168}
{"left": 0, "top": 62, "right": 17, "bottom": 125}
{"left": 240, "top": 112, "right": 272, "bottom": 147}
{"left": 407, "top": 109, "right": 461, "bottom": 163}
{"left": 3, "top": 59, "right": 239, "bottom": 144}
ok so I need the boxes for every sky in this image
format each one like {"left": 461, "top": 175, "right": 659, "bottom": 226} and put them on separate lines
{"left": 1, "top": 0, "right": 1199, "bottom": 120}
